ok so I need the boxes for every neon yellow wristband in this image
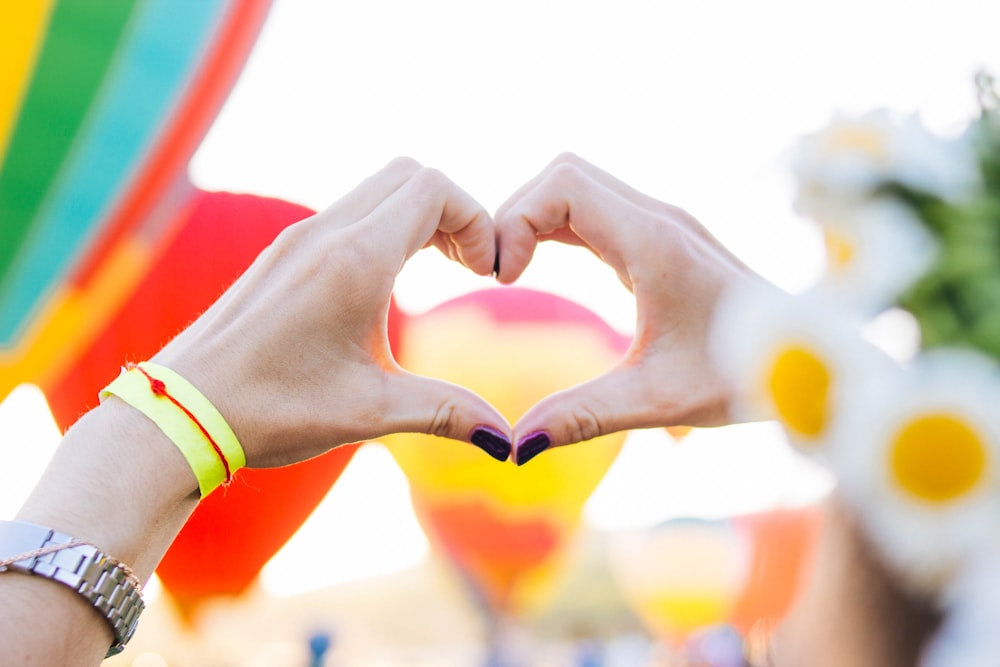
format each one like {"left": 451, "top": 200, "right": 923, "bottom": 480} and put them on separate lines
{"left": 100, "top": 362, "right": 246, "bottom": 496}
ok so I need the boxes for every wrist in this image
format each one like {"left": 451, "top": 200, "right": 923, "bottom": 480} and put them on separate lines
{"left": 15, "top": 398, "right": 199, "bottom": 581}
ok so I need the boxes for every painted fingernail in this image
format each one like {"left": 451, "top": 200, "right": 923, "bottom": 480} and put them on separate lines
{"left": 515, "top": 431, "right": 551, "bottom": 466}
{"left": 470, "top": 426, "right": 512, "bottom": 462}
{"left": 492, "top": 251, "right": 501, "bottom": 277}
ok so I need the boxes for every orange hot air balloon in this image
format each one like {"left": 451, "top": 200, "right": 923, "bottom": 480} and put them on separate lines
{"left": 609, "top": 518, "right": 751, "bottom": 642}
{"left": 727, "top": 505, "right": 821, "bottom": 636}
{"left": 385, "top": 287, "right": 630, "bottom": 617}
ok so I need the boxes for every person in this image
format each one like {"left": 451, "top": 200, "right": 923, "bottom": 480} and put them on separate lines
{"left": 0, "top": 154, "right": 926, "bottom": 666}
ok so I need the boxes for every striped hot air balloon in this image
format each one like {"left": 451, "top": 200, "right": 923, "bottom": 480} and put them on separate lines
{"left": 0, "top": 0, "right": 273, "bottom": 400}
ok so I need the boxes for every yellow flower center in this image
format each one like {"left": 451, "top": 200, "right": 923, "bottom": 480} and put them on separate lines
{"left": 824, "top": 229, "right": 855, "bottom": 272}
{"left": 889, "top": 413, "right": 988, "bottom": 504}
{"left": 821, "top": 126, "right": 889, "bottom": 163}
{"left": 767, "top": 345, "right": 831, "bottom": 439}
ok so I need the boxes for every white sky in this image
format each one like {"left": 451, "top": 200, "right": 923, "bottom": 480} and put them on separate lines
{"left": 3, "top": 0, "right": 1000, "bottom": 594}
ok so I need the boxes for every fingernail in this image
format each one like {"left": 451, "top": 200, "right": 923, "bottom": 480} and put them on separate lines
{"left": 470, "top": 426, "right": 512, "bottom": 462}
{"left": 492, "top": 251, "right": 501, "bottom": 277}
{"left": 515, "top": 431, "right": 551, "bottom": 466}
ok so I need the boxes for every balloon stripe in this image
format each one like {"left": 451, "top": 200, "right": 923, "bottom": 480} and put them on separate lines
{"left": 0, "top": 236, "right": 154, "bottom": 401}
{"left": 41, "top": 190, "right": 313, "bottom": 425}
{"left": 0, "top": 0, "right": 57, "bottom": 163}
{"left": 0, "top": 1, "right": 272, "bottom": 396}
{"left": 70, "top": 0, "right": 275, "bottom": 287}
{"left": 0, "top": 0, "right": 230, "bottom": 346}
{"left": 0, "top": 0, "right": 139, "bottom": 285}
{"left": 0, "top": 183, "right": 198, "bottom": 400}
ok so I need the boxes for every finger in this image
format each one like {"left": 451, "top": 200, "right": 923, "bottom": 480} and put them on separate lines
{"left": 221, "top": 157, "right": 427, "bottom": 303}
{"left": 379, "top": 371, "right": 513, "bottom": 462}
{"left": 362, "top": 167, "right": 496, "bottom": 276}
{"left": 495, "top": 153, "right": 746, "bottom": 282}
{"left": 497, "top": 152, "right": 682, "bottom": 229}
{"left": 307, "top": 157, "right": 424, "bottom": 232}
{"left": 542, "top": 155, "right": 752, "bottom": 269}
{"left": 495, "top": 161, "right": 648, "bottom": 284}
{"left": 509, "top": 364, "right": 678, "bottom": 465}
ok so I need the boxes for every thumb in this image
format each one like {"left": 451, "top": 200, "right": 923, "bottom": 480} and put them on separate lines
{"left": 511, "top": 365, "right": 668, "bottom": 465}
{"left": 380, "top": 371, "right": 513, "bottom": 462}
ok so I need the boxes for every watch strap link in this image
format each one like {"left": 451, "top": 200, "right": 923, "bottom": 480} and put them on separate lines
{"left": 0, "top": 520, "right": 144, "bottom": 657}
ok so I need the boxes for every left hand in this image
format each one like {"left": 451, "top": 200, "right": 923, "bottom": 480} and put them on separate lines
{"left": 154, "top": 158, "right": 510, "bottom": 467}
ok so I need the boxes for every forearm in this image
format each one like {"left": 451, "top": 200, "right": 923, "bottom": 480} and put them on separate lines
{"left": 0, "top": 399, "right": 199, "bottom": 666}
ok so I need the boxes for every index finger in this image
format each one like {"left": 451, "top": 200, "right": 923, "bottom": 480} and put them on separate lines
{"left": 361, "top": 167, "right": 497, "bottom": 276}
{"left": 494, "top": 160, "right": 648, "bottom": 284}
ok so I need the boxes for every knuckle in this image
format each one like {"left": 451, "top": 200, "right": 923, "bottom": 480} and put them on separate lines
{"left": 565, "top": 403, "right": 604, "bottom": 444}
{"left": 260, "top": 218, "right": 316, "bottom": 267}
{"left": 294, "top": 225, "right": 378, "bottom": 289}
{"left": 272, "top": 216, "right": 312, "bottom": 248}
{"left": 428, "top": 397, "right": 460, "bottom": 438}
{"left": 411, "top": 166, "right": 450, "bottom": 194}
{"left": 550, "top": 151, "right": 585, "bottom": 169}
{"left": 545, "top": 161, "right": 588, "bottom": 195}
{"left": 386, "top": 156, "right": 422, "bottom": 173}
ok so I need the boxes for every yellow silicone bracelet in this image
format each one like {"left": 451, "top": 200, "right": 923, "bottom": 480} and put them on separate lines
{"left": 99, "top": 362, "right": 246, "bottom": 496}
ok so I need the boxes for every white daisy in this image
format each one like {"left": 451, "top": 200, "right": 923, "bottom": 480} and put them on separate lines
{"left": 920, "top": 540, "right": 1000, "bottom": 667}
{"left": 791, "top": 110, "right": 978, "bottom": 218}
{"left": 709, "top": 281, "right": 886, "bottom": 456}
{"left": 811, "top": 198, "right": 937, "bottom": 315}
{"left": 831, "top": 349, "right": 1000, "bottom": 593}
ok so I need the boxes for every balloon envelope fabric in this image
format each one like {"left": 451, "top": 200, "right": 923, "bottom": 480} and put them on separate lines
{"left": 0, "top": 0, "right": 273, "bottom": 395}
{"left": 41, "top": 188, "right": 403, "bottom": 619}
{"left": 609, "top": 518, "right": 750, "bottom": 642}
{"left": 44, "top": 189, "right": 314, "bottom": 426}
{"left": 386, "top": 288, "right": 630, "bottom": 615}
{"left": 727, "top": 505, "right": 821, "bottom": 635}
{"left": 608, "top": 507, "right": 821, "bottom": 642}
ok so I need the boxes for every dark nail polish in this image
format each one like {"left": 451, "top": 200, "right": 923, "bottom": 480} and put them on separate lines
{"left": 470, "top": 426, "right": 512, "bottom": 462}
{"left": 515, "top": 431, "right": 551, "bottom": 466}
{"left": 492, "top": 251, "right": 501, "bottom": 277}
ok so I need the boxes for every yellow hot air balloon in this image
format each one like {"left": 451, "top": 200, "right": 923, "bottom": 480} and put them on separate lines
{"left": 608, "top": 518, "right": 750, "bottom": 643}
{"left": 385, "top": 287, "right": 630, "bottom": 618}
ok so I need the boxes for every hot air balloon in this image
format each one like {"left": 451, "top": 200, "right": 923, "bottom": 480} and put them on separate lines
{"left": 727, "top": 506, "right": 821, "bottom": 636}
{"left": 609, "top": 518, "right": 750, "bottom": 643}
{"left": 384, "top": 287, "right": 630, "bottom": 656}
{"left": 0, "top": 0, "right": 273, "bottom": 401}
{"left": 608, "top": 506, "right": 821, "bottom": 646}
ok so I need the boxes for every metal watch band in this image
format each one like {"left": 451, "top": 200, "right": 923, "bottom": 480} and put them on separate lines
{"left": 0, "top": 520, "right": 144, "bottom": 657}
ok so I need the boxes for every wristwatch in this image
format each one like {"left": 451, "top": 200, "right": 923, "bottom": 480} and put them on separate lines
{"left": 0, "top": 519, "right": 144, "bottom": 657}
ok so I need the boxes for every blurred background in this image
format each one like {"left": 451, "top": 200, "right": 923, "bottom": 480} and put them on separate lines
{"left": 1, "top": 0, "right": 998, "bottom": 664}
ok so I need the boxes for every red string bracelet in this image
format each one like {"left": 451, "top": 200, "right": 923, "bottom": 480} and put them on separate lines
{"left": 128, "top": 363, "right": 233, "bottom": 483}
{"left": 100, "top": 362, "right": 246, "bottom": 496}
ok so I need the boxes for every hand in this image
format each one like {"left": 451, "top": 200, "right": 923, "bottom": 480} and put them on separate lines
{"left": 154, "top": 158, "right": 511, "bottom": 467}
{"left": 494, "top": 153, "right": 763, "bottom": 464}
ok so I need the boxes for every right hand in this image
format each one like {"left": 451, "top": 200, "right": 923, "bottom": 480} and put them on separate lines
{"left": 494, "top": 153, "right": 764, "bottom": 463}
